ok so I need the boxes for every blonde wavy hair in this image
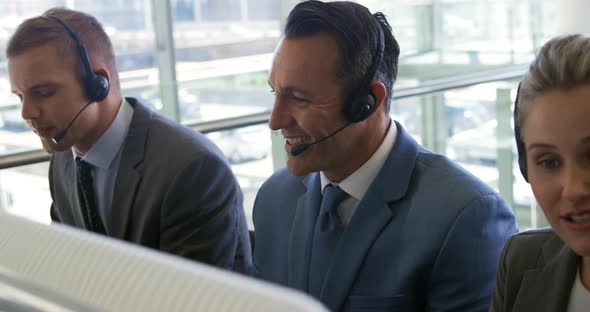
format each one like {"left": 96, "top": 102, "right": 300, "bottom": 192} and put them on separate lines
{"left": 516, "top": 34, "right": 590, "bottom": 128}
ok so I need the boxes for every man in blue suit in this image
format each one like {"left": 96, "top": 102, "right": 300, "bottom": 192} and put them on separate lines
{"left": 253, "top": 1, "right": 518, "bottom": 310}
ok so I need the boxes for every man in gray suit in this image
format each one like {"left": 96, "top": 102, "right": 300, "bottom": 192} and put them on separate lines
{"left": 254, "top": 1, "right": 518, "bottom": 310}
{"left": 6, "top": 8, "right": 251, "bottom": 272}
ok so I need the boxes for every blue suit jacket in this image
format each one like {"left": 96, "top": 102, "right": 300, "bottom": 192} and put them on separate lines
{"left": 253, "top": 122, "right": 518, "bottom": 311}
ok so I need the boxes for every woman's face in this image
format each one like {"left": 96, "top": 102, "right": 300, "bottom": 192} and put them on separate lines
{"left": 523, "top": 84, "right": 590, "bottom": 256}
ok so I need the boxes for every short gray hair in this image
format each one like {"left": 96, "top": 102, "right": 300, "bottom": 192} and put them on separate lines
{"left": 516, "top": 34, "right": 590, "bottom": 127}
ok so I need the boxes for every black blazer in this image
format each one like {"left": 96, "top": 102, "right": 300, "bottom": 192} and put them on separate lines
{"left": 490, "top": 228, "right": 578, "bottom": 312}
{"left": 49, "top": 98, "right": 252, "bottom": 273}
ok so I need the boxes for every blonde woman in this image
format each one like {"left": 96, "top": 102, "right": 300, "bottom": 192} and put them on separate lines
{"left": 491, "top": 34, "right": 590, "bottom": 311}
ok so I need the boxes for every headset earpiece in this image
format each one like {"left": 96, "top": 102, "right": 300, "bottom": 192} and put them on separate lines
{"left": 513, "top": 82, "right": 529, "bottom": 182}
{"left": 86, "top": 73, "right": 110, "bottom": 102}
{"left": 347, "top": 96, "right": 375, "bottom": 122}
{"left": 342, "top": 17, "right": 384, "bottom": 123}
{"left": 515, "top": 125, "right": 528, "bottom": 182}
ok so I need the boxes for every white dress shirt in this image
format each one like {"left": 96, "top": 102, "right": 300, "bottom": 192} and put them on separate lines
{"left": 567, "top": 266, "right": 590, "bottom": 312}
{"left": 320, "top": 119, "right": 397, "bottom": 227}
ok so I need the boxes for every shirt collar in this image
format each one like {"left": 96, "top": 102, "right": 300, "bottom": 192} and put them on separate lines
{"left": 72, "top": 98, "right": 134, "bottom": 169}
{"left": 321, "top": 119, "right": 397, "bottom": 200}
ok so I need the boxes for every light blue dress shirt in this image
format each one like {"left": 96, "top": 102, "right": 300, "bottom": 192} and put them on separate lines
{"left": 73, "top": 99, "right": 134, "bottom": 233}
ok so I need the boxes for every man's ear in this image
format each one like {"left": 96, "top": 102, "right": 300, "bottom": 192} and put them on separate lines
{"left": 94, "top": 67, "right": 111, "bottom": 82}
{"left": 369, "top": 80, "right": 387, "bottom": 113}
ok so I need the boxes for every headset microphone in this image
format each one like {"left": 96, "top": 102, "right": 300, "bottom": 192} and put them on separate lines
{"left": 51, "top": 100, "right": 94, "bottom": 144}
{"left": 290, "top": 121, "right": 353, "bottom": 157}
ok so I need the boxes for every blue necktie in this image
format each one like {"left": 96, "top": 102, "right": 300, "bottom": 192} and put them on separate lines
{"left": 308, "top": 185, "right": 348, "bottom": 298}
{"left": 76, "top": 157, "right": 106, "bottom": 234}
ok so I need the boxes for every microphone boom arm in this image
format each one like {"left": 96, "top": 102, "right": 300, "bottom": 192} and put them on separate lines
{"left": 290, "top": 121, "right": 352, "bottom": 156}
{"left": 51, "top": 99, "right": 95, "bottom": 144}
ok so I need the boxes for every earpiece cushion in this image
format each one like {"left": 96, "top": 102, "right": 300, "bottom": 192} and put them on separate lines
{"left": 87, "top": 73, "right": 110, "bottom": 102}
{"left": 345, "top": 93, "right": 375, "bottom": 122}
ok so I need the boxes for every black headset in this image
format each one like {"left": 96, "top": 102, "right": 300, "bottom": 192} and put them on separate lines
{"left": 45, "top": 15, "right": 110, "bottom": 102}
{"left": 513, "top": 82, "right": 529, "bottom": 182}
{"left": 341, "top": 19, "right": 385, "bottom": 123}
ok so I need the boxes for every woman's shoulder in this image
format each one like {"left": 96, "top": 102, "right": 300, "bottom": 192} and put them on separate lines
{"left": 510, "top": 228, "right": 556, "bottom": 248}
{"left": 503, "top": 228, "right": 563, "bottom": 269}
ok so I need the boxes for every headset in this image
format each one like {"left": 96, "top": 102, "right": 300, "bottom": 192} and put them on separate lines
{"left": 342, "top": 19, "right": 385, "bottom": 123}
{"left": 45, "top": 15, "right": 110, "bottom": 143}
{"left": 291, "top": 18, "right": 385, "bottom": 156}
{"left": 45, "top": 15, "right": 110, "bottom": 102}
{"left": 513, "top": 82, "right": 529, "bottom": 182}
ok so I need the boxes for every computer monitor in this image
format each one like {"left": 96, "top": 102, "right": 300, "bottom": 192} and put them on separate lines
{"left": 0, "top": 267, "right": 96, "bottom": 311}
{"left": 0, "top": 213, "right": 327, "bottom": 312}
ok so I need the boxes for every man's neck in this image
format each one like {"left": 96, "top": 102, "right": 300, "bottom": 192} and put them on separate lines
{"left": 74, "top": 96, "right": 122, "bottom": 154}
{"left": 324, "top": 116, "right": 391, "bottom": 183}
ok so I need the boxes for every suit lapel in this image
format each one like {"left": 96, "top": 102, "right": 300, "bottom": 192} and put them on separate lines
{"left": 110, "top": 98, "right": 147, "bottom": 239}
{"left": 321, "top": 122, "right": 419, "bottom": 311}
{"left": 288, "top": 173, "right": 322, "bottom": 292}
{"left": 513, "top": 235, "right": 578, "bottom": 312}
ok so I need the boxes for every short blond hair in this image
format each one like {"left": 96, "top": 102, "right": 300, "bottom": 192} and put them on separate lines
{"left": 516, "top": 34, "right": 590, "bottom": 127}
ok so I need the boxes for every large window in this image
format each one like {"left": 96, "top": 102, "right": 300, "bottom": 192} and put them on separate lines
{"left": 358, "top": 0, "right": 558, "bottom": 71}
{"left": 0, "top": 0, "right": 572, "bottom": 230}
{"left": 168, "top": 0, "right": 280, "bottom": 123}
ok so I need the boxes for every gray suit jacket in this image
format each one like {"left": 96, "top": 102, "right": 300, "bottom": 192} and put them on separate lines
{"left": 490, "top": 228, "right": 578, "bottom": 312}
{"left": 254, "top": 122, "right": 518, "bottom": 311}
{"left": 49, "top": 98, "right": 252, "bottom": 273}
